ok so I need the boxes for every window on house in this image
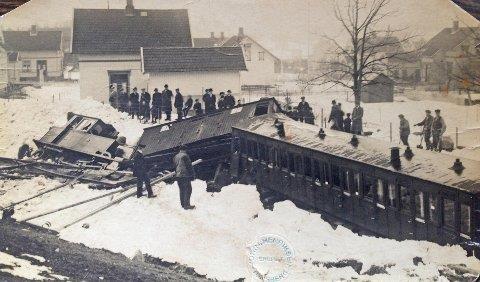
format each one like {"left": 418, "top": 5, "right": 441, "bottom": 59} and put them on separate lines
{"left": 244, "top": 44, "right": 252, "bottom": 61}
{"left": 415, "top": 191, "right": 425, "bottom": 220}
{"left": 443, "top": 198, "right": 455, "bottom": 229}
{"left": 363, "top": 175, "right": 376, "bottom": 200}
{"left": 400, "top": 185, "right": 411, "bottom": 212}
{"left": 460, "top": 204, "right": 471, "bottom": 236}
{"left": 22, "top": 60, "right": 31, "bottom": 72}
{"left": 429, "top": 194, "right": 438, "bottom": 224}
{"left": 387, "top": 183, "right": 397, "bottom": 208}
{"left": 258, "top": 51, "right": 265, "bottom": 61}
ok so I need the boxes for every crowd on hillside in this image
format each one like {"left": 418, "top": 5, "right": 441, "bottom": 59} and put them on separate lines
{"left": 108, "top": 84, "right": 239, "bottom": 123}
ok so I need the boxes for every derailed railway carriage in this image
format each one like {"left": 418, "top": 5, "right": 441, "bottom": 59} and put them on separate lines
{"left": 231, "top": 113, "right": 480, "bottom": 253}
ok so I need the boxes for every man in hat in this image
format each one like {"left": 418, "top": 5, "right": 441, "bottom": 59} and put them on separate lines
{"left": 297, "top": 96, "right": 310, "bottom": 123}
{"left": 132, "top": 150, "right": 156, "bottom": 198}
{"left": 328, "top": 100, "right": 339, "bottom": 129}
{"left": 151, "top": 88, "right": 162, "bottom": 123}
{"left": 193, "top": 98, "right": 203, "bottom": 116}
{"left": 140, "top": 88, "right": 151, "bottom": 123}
{"left": 431, "top": 109, "right": 446, "bottom": 151}
{"left": 414, "top": 110, "right": 433, "bottom": 149}
{"left": 174, "top": 88, "right": 184, "bottom": 121}
{"left": 173, "top": 145, "right": 195, "bottom": 209}
{"left": 344, "top": 113, "right": 352, "bottom": 133}
{"left": 218, "top": 92, "right": 226, "bottom": 110}
{"left": 202, "top": 88, "right": 216, "bottom": 114}
{"left": 129, "top": 87, "right": 140, "bottom": 119}
{"left": 162, "top": 84, "right": 173, "bottom": 121}
{"left": 398, "top": 114, "right": 410, "bottom": 146}
{"left": 224, "top": 90, "right": 236, "bottom": 108}
{"left": 351, "top": 101, "right": 363, "bottom": 135}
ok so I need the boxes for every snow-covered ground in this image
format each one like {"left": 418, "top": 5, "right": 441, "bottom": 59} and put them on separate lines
{"left": 1, "top": 83, "right": 480, "bottom": 281}
{"left": 0, "top": 251, "right": 67, "bottom": 280}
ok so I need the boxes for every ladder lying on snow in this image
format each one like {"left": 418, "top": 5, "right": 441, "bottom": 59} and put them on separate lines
{"left": 16, "top": 159, "right": 203, "bottom": 231}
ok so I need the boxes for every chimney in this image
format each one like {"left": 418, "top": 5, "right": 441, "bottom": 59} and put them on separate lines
{"left": 220, "top": 32, "right": 225, "bottom": 39}
{"left": 30, "top": 25, "right": 37, "bottom": 36}
{"left": 238, "top": 27, "right": 244, "bottom": 37}
{"left": 126, "top": 0, "right": 135, "bottom": 16}
{"left": 210, "top": 32, "right": 215, "bottom": 38}
{"left": 451, "top": 158, "right": 465, "bottom": 175}
{"left": 452, "top": 20, "right": 459, "bottom": 32}
{"left": 390, "top": 147, "right": 401, "bottom": 170}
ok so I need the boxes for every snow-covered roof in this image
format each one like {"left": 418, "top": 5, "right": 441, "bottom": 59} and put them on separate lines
{"left": 234, "top": 114, "right": 480, "bottom": 194}
{"left": 2, "top": 30, "right": 62, "bottom": 52}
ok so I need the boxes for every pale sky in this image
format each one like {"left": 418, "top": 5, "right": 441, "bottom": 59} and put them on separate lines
{"left": 0, "top": 0, "right": 478, "bottom": 59}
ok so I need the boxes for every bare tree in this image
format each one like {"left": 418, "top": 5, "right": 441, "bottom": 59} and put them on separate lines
{"left": 309, "top": 0, "right": 414, "bottom": 104}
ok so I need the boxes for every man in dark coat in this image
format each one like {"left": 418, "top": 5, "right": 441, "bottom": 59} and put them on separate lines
{"left": 193, "top": 99, "right": 203, "bottom": 116}
{"left": 344, "top": 113, "right": 352, "bottom": 133}
{"left": 151, "top": 88, "right": 162, "bottom": 123}
{"left": 118, "top": 86, "right": 129, "bottom": 112}
{"left": 336, "top": 103, "right": 345, "bottom": 131}
{"left": 297, "top": 96, "right": 310, "bottom": 122}
{"left": 173, "top": 146, "right": 195, "bottom": 209}
{"left": 140, "top": 88, "right": 151, "bottom": 123}
{"left": 183, "top": 95, "right": 193, "bottom": 117}
{"left": 174, "top": 88, "right": 184, "bottom": 121}
{"left": 217, "top": 92, "right": 226, "bottom": 110}
{"left": 129, "top": 87, "right": 140, "bottom": 119}
{"left": 132, "top": 150, "right": 155, "bottom": 198}
{"left": 202, "top": 88, "right": 216, "bottom": 114}
{"left": 162, "top": 84, "right": 173, "bottom": 121}
{"left": 224, "top": 90, "right": 236, "bottom": 108}
{"left": 398, "top": 114, "right": 410, "bottom": 146}
{"left": 431, "top": 109, "right": 446, "bottom": 151}
{"left": 108, "top": 84, "right": 118, "bottom": 109}
{"left": 328, "top": 100, "right": 339, "bottom": 129}
{"left": 414, "top": 110, "right": 433, "bottom": 150}
{"left": 351, "top": 101, "right": 364, "bottom": 135}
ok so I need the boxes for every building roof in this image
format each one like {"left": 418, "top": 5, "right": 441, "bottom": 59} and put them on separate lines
{"left": 365, "top": 74, "right": 395, "bottom": 86}
{"left": 2, "top": 30, "right": 62, "bottom": 52}
{"left": 422, "top": 27, "right": 479, "bottom": 57}
{"left": 193, "top": 37, "right": 226, "bottom": 48}
{"left": 141, "top": 47, "right": 247, "bottom": 73}
{"left": 233, "top": 114, "right": 480, "bottom": 194}
{"left": 72, "top": 9, "right": 192, "bottom": 55}
{"left": 138, "top": 98, "right": 282, "bottom": 156}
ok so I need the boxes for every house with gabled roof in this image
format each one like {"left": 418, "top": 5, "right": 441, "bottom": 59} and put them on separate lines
{"left": 72, "top": 0, "right": 194, "bottom": 101}
{"left": 2, "top": 25, "right": 63, "bottom": 82}
{"left": 194, "top": 27, "right": 281, "bottom": 90}
{"left": 141, "top": 46, "right": 246, "bottom": 95}
{"left": 419, "top": 21, "right": 480, "bottom": 88}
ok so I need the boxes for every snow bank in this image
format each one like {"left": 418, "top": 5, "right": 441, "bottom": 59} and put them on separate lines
{"left": 0, "top": 252, "right": 67, "bottom": 280}
{"left": 2, "top": 178, "right": 479, "bottom": 281}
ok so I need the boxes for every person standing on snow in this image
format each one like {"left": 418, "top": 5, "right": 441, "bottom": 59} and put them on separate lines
{"left": 183, "top": 95, "right": 193, "bottom": 117}
{"left": 351, "top": 101, "right": 364, "bottom": 135}
{"left": 132, "top": 150, "right": 156, "bottom": 199}
{"left": 173, "top": 146, "right": 195, "bottom": 210}
{"left": 224, "top": 90, "right": 236, "bottom": 108}
{"left": 193, "top": 99, "right": 203, "bottom": 116}
{"left": 162, "top": 84, "right": 173, "bottom": 121}
{"left": 414, "top": 110, "right": 433, "bottom": 150}
{"left": 398, "top": 114, "right": 410, "bottom": 146}
{"left": 140, "top": 88, "right": 151, "bottom": 123}
{"left": 336, "top": 103, "right": 345, "bottom": 131}
{"left": 328, "top": 100, "right": 339, "bottom": 129}
{"left": 431, "top": 109, "right": 446, "bottom": 151}
{"left": 108, "top": 84, "right": 118, "bottom": 109}
{"left": 118, "top": 86, "right": 129, "bottom": 113}
{"left": 151, "top": 88, "right": 162, "bottom": 123}
{"left": 297, "top": 96, "right": 310, "bottom": 123}
{"left": 344, "top": 113, "right": 352, "bottom": 133}
{"left": 129, "top": 87, "right": 140, "bottom": 119}
{"left": 174, "top": 88, "right": 184, "bottom": 121}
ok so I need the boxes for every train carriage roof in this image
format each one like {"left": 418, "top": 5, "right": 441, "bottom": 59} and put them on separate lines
{"left": 233, "top": 113, "right": 480, "bottom": 194}
{"left": 138, "top": 98, "right": 282, "bottom": 156}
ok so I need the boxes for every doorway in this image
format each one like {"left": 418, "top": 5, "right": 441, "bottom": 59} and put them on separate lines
{"left": 37, "top": 60, "right": 47, "bottom": 82}
{"left": 109, "top": 71, "right": 130, "bottom": 94}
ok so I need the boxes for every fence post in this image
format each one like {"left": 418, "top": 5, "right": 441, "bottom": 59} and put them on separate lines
{"left": 389, "top": 122, "right": 392, "bottom": 143}
{"left": 52, "top": 94, "right": 54, "bottom": 103}
{"left": 321, "top": 108, "right": 324, "bottom": 128}
{"left": 456, "top": 127, "right": 459, "bottom": 148}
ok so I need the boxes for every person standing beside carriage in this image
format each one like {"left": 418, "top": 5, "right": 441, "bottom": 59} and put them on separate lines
{"left": 140, "top": 88, "right": 151, "bottom": 123}
{"left": 173, "top": 145, "right": 195, "bottom": 210}
{"left": 162, "top": 84, "right": 173, "bottom": 121}
{"left": 414, "top": 110, "right": 433, "bottom": 150}
{"left": 183, "top": 95, "right": 193, "bottom": 117}
{"left": 132, "top": 150, "right": 156, "bottom": 199}
{"left": 151, "top": 88, "right": 162, "bottom": 123}
{"left": 174, "top": 88, "right": 184, "bottom": 121}
{"left": 431, "top": 109, "right": 446, "bottom": 152}
{"left": 129, "top": 87, "right": 140, "bottom": 119}
{"left": 203, "top": 88, "right": 216, "bottom": 114}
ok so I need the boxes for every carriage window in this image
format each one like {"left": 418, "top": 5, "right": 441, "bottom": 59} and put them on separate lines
{"left": 400, "top": 185, "right": 411, "bottom": 212}
{"left": 280, "top": 151, "right": 288, "bottom": 169}
{"left": 295, "top": 155, "right": 303, "bottom": 174}
{"left": 323, "top": 163, "right": 330, "bottom": 185}
{"left": 363, "top": 175, "right": 376, "bottom": 200}
{"left": 443, "top": 198, "right": 455, "bottom": 229}
{"left": 313, "top": 160, "right": 321, "bottom": 181}
{"left": 387, "top": 183, "right": 397, "bottom": 208}
{"left": 377, "top": 179, "right": 385, "bottom": 204}
{"left": 331, "top": 165, "right": 341, "bottom": 187}
{"left": 271, "top": 148, "right": 278, "bottom": 167}
{"left": 344, "top": 170, "right": 353, "bottom": 194}
{"left": 354, "top": 173, "right": 361, "bottom": 195}
{"left": 429, "top": 194, "right": 438, "bottom": 224}
{"left": 304, "top": 157, "right": 312, "bottom": 177}
{"left": 258, "top": 144, "right": 267, "bottom": 162}
{"left": 415, "top": 191, "right": 425, "bottom": 220}
{"left": 240, "top": 137, "right": 247, "bottom": 153}
{"left": 288, "top": 153, "right": 295, "bottom": 172}
{"left": 252, "top": 142, "right": 258, "bottom": 158}
{"left": 460, "top": 204, "right": 471, "bottom": 235}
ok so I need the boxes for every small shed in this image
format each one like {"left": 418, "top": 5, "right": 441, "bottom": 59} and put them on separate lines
{"left": 361, "top": 74, "right": 395, "bottom": 103}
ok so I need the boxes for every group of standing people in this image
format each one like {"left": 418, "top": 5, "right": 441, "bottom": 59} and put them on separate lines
{"left": 328, "top": 100, "right": 363, "bottom": 135}
{"left": 109, "top": 85, "right": 238, "bottom": 123}
{"left": 399, "top": 109, "right": 447, "bottom": 151}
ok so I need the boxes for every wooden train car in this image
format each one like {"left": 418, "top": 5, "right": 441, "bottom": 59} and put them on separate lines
{"left": 138, "top": 98, "right": 283, "bottom": 177}
{"left": 230, "top": 113, "right": 480, "bottom": 253}
{"left": 33, "top": 113, "right": 134, "bottom": 165}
